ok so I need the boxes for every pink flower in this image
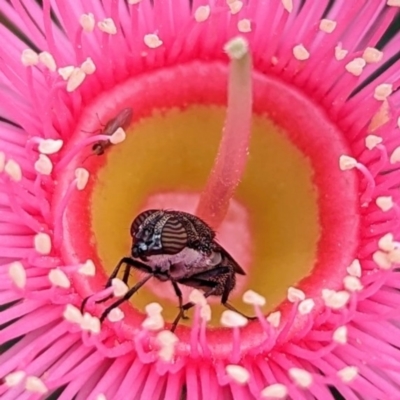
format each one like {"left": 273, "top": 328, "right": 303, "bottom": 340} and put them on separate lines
{"left": 0, "top": 1, "right": 400, "bottom": 399}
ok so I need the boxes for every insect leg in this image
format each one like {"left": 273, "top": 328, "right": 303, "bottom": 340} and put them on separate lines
{"left": 100, "top": 274, "right": 153, "bottom": 322}
{"left": 170, "top": 280, "right": 189, "bottom": 320}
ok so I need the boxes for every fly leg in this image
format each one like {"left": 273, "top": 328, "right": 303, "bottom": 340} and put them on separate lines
{"left": 170, "top": 280, "right": 189, "bottom": 320}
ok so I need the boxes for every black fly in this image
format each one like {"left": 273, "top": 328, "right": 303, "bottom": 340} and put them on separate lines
{"left": 82, "top": 209, "right": 252, "bottom": 332}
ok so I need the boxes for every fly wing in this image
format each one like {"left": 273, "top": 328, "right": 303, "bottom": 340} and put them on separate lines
{"left": 215, "top": 243, "right": 246, "bottom": 275}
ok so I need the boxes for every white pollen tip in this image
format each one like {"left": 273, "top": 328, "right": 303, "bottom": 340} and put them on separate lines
{"left": 34, "top": 232, "right": 52, "bottom": 255}
{"left": 0, "top": 152, "right": 5, "bottom": 172}
{"left": 81, "top": 57, "right": 96, "bottom": 75}
{"left": 220, "top": 310, "right": 248, "bottom": 327}
{"left": 5, "top": 371, "right": 26, "bottom": 387}
{"left": 34, "top": 154, "right": 53, "bottom": 175}
{"left": 319, "top": 19, "right": 337, "bottom": 33}
{"left": 98, "top": 18, "right": 117, "bottom": 35}
{"left": 25, "top": 376, "right": 48, "bottom": 394}
{"left": 112, "top": 278, "right": 129, "bottom": 297}
{"left": 345, "top": 58, "right": 366, "bottom": 76}
{"left": 79, "top": 13, "right": 95, "bottom": 32}
{"left": 293, "top": 44, "right": 310, "bottom": 61}
{"left": 343, "top": 276, "right": 363, "bottom": 292}
{"left": 374, "top": 83, "right": 393, "bottom": 101}
{"left": 337, "top": 366, "right": 358, "bottom": 383}
{"left": 96, "top": 394, "right": 107, "bottom": 400}
{"left": 335, "top": 43, "right": 348, "bottom": 61}
{"left": 224, "top": 36, "right": 249, "bottom": 60}
{"left": 81, "top": 312, "right": 101, "bottom": 334}
{"left": 225, "top": 365, "right": 250, "bottom": 385}
{"left": 144, "top": 34, "right": 163, "bottom": 49}
{"left": 8, "top": 262, "right": 26, "bottom": 289}
{"left": 322, "top": 289, "right": 350, "bottom": 309}
{"left": 63, "top": 304, "right": 83, "bottom": 324}
{"left": 387, "top": 0, "right": 400, "bottom": 7}
{"left": 289, "top": 368, "right": 313, "bottom": 388}
{"left": 388, "top": 248, "right": 400, "bottom": 263}
{"left": 333, "top": 326, "right": 348, "bottom": 344}
{"left": 67, "top": 68, "right": 86, "bottom": 92}
{"left": 242, "top": 289, "right": 266, "bottom": 306}
{"left": 373, "top": 250, "right": 392, "bottom": 270}
{"left": 347, "top": 259, "right": 362, "bottom": 277}
{"left": 75, "top": 167, "right": 90, "bottom": 190}
{"left": 156, "top": 330, "right": 178, "bottom": 346}
{"left": 229, "top": 1, "right": 243, "bottom": 14}
{"left": 363, "top": 47, "right": 383, "bottom": 63}
{"left": 266, "top": 311, "right": 281, "bottom": 328}
{"left": 376, "top": 196, "right": 393, "bottom": 212}
{"left": 378, "top": 233, "right": 395, "bottom": 252}
{"left": 48, "top": 268, "right": 71, "bottom": 288}
{"left": 281, "top": 0, "right": 293, "bottom": 12}
{"left": 298, "top": 298, "right": 315, "bottom": 315}
{"left": 58, "top": 66, "right": 75, "bottom": 80}
{"left": 38, "top": 138, "right": 63, "bottom": 154}
{"left": 5, "top": 159, "right": 22, "bottom": 181}
{"left": 21, "top": 49, "right": 39, "bottom": 66}
{"left": 287, "top": 287, "right": 306, "bottom": 302}
{"left": 365, "top": 134, "right": 383, "bottom": 150}
{"left": 145, "top": 302, "right": 163, "bottom": 316}
{"left": 390, "top": 147, "right": 400, "bottom": 164}
{"left": 261, "top": 383, "right": 288, "bottom": 398}
{"left": 189, "top": 289, "right": 207, "bottom": 305}
{"left": 78, "top": 259, "right": 96, "bottom": 276}
{"left": 108, "top": 307, "right": 125, "bottom": 322}
{"left": 109, "top": 127, "right": 126, "bottom": 144}
{"left": 194, "top": 5, "right": 211, "bottom": 22}
{"left": 200, "top": 304, "right": 212, "bottom": 321}
{"left": 238, "top": 19, "right": 252, "bottom": 33}
{"left": 142, "top": 314, "right": 164, "bottom": 331}
{"left": 339, "top": 155, "right": 357, "bottom": 171}
{"left": 39, "top": 51, "right": 57, "bottom": 71}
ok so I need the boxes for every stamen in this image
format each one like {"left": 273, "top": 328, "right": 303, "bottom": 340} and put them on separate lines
{"left": 287, "top": 287, "right": 306, "bottom": 302}
{"left": 363, "top": 47, "right": 383, "bottom": 64}
{"left": 343, "top": 276, "right": 363, "bottom": 292}
{"left": 48, "top": 268, "right": 71, "bottom": 288}
{"left": 225, "top": 365, "right": 250, "bottom": 385}
{"left": 238, "top": 19, "right": 252, "bottom": 33}
{"left": 228, "top": 1, "right": 243, "bottom": 15}
{"left": 21, "top": 49, "right": 39, "bottom": 66}
{"left": 98, "top": 18, "right": 117, "bottom": 35}
{"left": 260, "top": 383, "right": 288, "bottom": 399}
{"left": 197, "top": 37, "right": 252, "bottom": 228}
{"left": 4, "top": 371, "right": 26, "bottom": 387}
{"left": 266, "top": 311, "right": 281, "bottom": 328}
{"left": 66, "top": 68, "right": 86, "bottom": 92}
{"left": 34, "top": 154, "right": 53, "bottom": 175}
{"left": 372, "top": 250, "right": 392, "bottom": 270}
{"left": 4, "top": 159, "right": 22, "bottom": 181}
{"left": 142, "top": 314, "right": 164, "bottom": 331}
{"left": 337, "top": 366, "right": 358, "bottom": 383}
{"left": 289, "top": 368, "right": 313, "bottom": 388}
{"left": 25, "top": 376, "right": 48, "bottom": 394}
{"left": 339, "top": 155, "right": 357, "bottom": 170}
{"left": 335, "top": 43, "right": 348, "bottom": 61}
{"left": 293, "top": 44, "right": 310, "bottom": 61}
{"left": 347, "top": 259, "right": 362, "bottom": 277}
{"left": 365, "top": 135, "right": 383, "bottom": 150}
{"left": 242, "top": 290, "right": 266, "bottom": 306}
{"left": 319, "top": 19, "right": 337, "bottom": 33}
{"left": 378, "top": 233, "right": 395, "bottom": 252}
{"left": 376, "top": 196, "right": 393, "bottom": 212}
{"left": 145, "top": 302, "right": 163, "bottom": 316}
{"left": 78, "top": 259, "right": 96, "bottom": 276}
{"left": 298, "top": 298, "right": 315, "bottom": 315}
{"left": 38, "top": 51, "right": 57, "bottom": 71}
{"left": 333, "top": 326, "right": 348, "bottom": 344}
{"left": 144, "top": 34, "right": 163, "bottom": 49}
{"left": 156, "top": 330, "right": 178, "bottom": 362}
{"left": 8, "top": 261, "right": 26, "bottom": 289}
{"left": 38, "top": 138, "right": 63, "bottom": 154}
{"left": 96, "top": 394, "right": 107, "bottom": 400}
{"left": 81, "top": 58, "right": 96, "bottom": 75}
{"left": 63, "top": 304, "right": 83, "bottom": 324}
{"left": 75, "top": 168, "right": 89, "bottom": 190}
{"left": 58, "top": 66, "right": 74, "bottom": 80}
{"left": 390, "top": 147, "right": 400, "bottom": 164}
{"left": 194, "top": 6, "right": 211, "bottom": 22}
{"left": 281, "top": 0, "right": 293, "bottom": 13}
{"left": 374, "top": 83, "right": 393, "bottom": 101}
{"left": 189, "top": 289, "right": 207, "bottom": 305}
{"left": 34, "top": 232, "right": 52, "bottom": 255}
{"left": 322, "top": 289, "right": 350, "bottom": 309}
{"left": 111, "top": 278, "right": 129, "bottom": 297}
{"left": 345, "top": 58, "right": 366, "bottom": 76}
{"left": 81, "top": 312, "right": 101, "bottom": 334}
{"left": 387, "top": 0, "right": 400, "bottom": 7}
{"left": 109, "top": 127, "right": 126, "bottom": 144}
{"left": 220, "top": 310, "right": 248, "bottom": 327}
{"left": 79, "top": 13, "right": 95, "bottom": 32}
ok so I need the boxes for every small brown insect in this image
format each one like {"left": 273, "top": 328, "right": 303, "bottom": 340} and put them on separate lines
{"left": 82, "top": 210, "right": 253, "bottom": 331}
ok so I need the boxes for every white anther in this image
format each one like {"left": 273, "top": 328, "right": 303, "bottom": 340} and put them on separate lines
{"left": 319, "top": 19, "right": 337, "bottom": 33}
{"left": 373, "top": 250, "right": 392, "bottom": 269}
{"left": 156, "top": 330, "right": 178, "bottom": 362}
{"left": 242, "top": 290, "right": 266, "bottom": 306}
{"left": 58, "top": 66, "right": 75, "bottom": 80}
{"left": 5, "top": 371, "right": 26, "bottom": 387}
{"left": 63, "top": 304, "right": 83, "bottom": 324}
{"left": 39, "top": 51, "right": 57, "bottom": 71}
{"left": 225, "top": 365, "right": 250, "bottom": 384}
{"left": 25, "top": 376, "right": 48, "bottom": 394}
{"left": 79, "top": 13, "right": 95, "bottom": 32}
{"left": 266, "top": 311, "right": 281, "bottom": 328}
{"left": 81, "top": 57, "right": 96, "bottom": 75}
{"left": 363, "top": 47, "right": 383, "bottom": 63}
{"left": 333, "top": 326, "right": 348, "bottom": 344}
{"left": 335, "top": 43, "right": 348, "bottom": 61}
{"left": 298, "top": 298, "right": 315, "bottom": 315}
{"left": 194, "top": 5, "right": 211, "bottom": 22}
{"left": 229, "top": 1, "right": 243, "bottom": 14}
{"left": 293, "top": 44, "right": 310, "bottom": 61}
{"left": 189, "top": 289, "right": 207, "bottom": 305}
{"left": 238, "top": 19, "right": 252, "bottom": 33}
{"left": 390, "top": 147, "right": 400, "bottom": 164}
{"left": 67, "top": 68, "right": 86, "bottom": 92}
{"left": 365, "top": 134, "right": 382, "bottom": 150}
{"left": 34, "top": 233, "right": 52, "bottom": 255}
{"left": 337, "top": 366, "right": 358, "bottom": 383}
{"left": 38, "top": 138, "right": 63, "bottom": 154}
{"left": 378, "top": 233, "right": 395, "bottom": 252}
{"left": 98, "top": 18, "right": 117, "bottom": 34}
{"left": 339, "top": 155, "right": 357, "bottom": 170}
{"left": 112, "top": 278, "right": 128, "bottom": 297}
{"left": 374, "top": 83, "right": 393, "bottom": 101}
{"left": 109, "top": 127, "right": 126, "bottom": 144}
{"left": 322, "top": 289, "right": 350, "bottom": 309}
{"left": 8, "top": 262, "right": 26, "bottom": 289}
{"left": 75, "top": 167, "right": 89, "bottom": 190}
{"left": 21, "top": 49, "right": 39, "bottom": 66}
{"left": 81, "top": 312, "right": 101, "bottom": 334}
{"left": 289, "top": 368, "right": 313, "bottom": 388}
{"left": 388, "top": 248, "right": 400, "bottom": 263}
{"left": 224, "top": 36, "right": 249, "bottom": 60}
{"left": 347, "top": 259, "right": 362, "bottom": 277}
{"left": 345, "top": 58, "right": 366, "bottom": 76}
{"left": 287, "top": 287, "right": 305, "bottom": 302}
{"left": 5, "top": 160, "right": 22, "bottom": 181}
{"left": 34, "top": 154, "right": 53, "bottom": 175}
{"left": 145, "top": 302, "right": 163, "bottom": 316}
{"left": 200, "top": 304, "right": 212, "bottom": 321}
{"left": 260, "top": 383, "right": 288, "bottom": 398}
{"left": 108, "top": 307, "right": 125, "bottom": 322}
{"left": 343, "top": 276, "right": 363, "bottom": 292}
{"left": 78, "top": 259, "right": 96, "bottom": 276}
{"left": 376, "top": 196, "right": 393, "bottom": 211}
{"left": 142, "top": 314, "right": 164, "bottom": 331}
{"left": 144, "top": 34, "right": 163, "bottom": 48}
{"left": 220, "top": 310, "right": 248, "bottom": 327}
{"left": 281, "top": 0, "right": 293, "bottom": 12}
{"left": 48, "top": 268, "right": 71, "bottom": 288}
{"left": 96, "top": 394, "right": 107, "bottom": 400}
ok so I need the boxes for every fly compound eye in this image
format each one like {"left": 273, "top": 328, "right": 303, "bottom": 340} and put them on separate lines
{"left": 161, "top": 217, "right": 188, "bottom": 254}
{"left": 130, "top": 209, "right": 159, "bottom": 237}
